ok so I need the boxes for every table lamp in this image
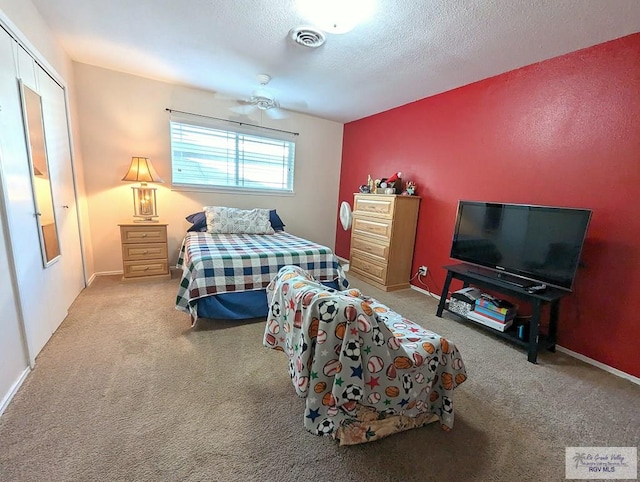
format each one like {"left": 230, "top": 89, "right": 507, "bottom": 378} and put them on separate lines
{"left": 121, "top": 156, "right": 163, "bottom": 222}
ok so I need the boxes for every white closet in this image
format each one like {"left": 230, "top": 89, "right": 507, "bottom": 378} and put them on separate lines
{"left": 0, "top": 23, "right": 85, "bottom": 411}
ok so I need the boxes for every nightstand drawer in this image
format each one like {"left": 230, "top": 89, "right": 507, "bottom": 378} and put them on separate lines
{"left": 353, "top": 196, "right": 394, "bottom": 218}
{"left": 119, "top": 222, "right": 170, "bottom": 281}
{"left": 351, "top": 236, "right": 389, "bottom": 263}
{"left": 350, "top": 255, "right": 387, "bottom": 284}
{"left": 123, "top": 260, "right": 169, "bottom": 278}
{"left": 120, "top": 225, "right": 167, "bottom": 244}
{"left": 352, "top": 217, "right": 393, "bottom": 240}
{"left": 122, "top": 243, "right": 168, "bottom": 261}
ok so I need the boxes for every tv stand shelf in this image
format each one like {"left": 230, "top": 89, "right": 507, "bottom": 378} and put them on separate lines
{"left": 436, "top": 264, "right": 569, "bottom": 364}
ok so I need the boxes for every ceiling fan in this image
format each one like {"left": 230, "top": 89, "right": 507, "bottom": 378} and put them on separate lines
{"left": 231, "top": 74, "right": 288, "bottom": 120}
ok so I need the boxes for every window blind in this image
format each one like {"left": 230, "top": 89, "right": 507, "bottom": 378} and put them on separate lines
{"left": 170, "top": 115, "right": 295, "bottom": 193}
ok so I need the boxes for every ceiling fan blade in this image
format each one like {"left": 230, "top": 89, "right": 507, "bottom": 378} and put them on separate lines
{"left": 230, "top": 103, "right": 256, "bottom": 115}
{"left": 265, "top": 107, "right": 288, "bottom": 120}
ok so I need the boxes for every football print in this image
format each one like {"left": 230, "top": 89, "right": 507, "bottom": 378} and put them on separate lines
{"left": 342, "top": 384, "right": 363, "bottom": 401}
{"left": 317, "top": 299, "right": 339, "bottom": 322}
{"left": 371, "top": 326, "right": 385, "bottom": 346}
{"left": 316, "top": 418, "right": 335, "bottom": 435}
{"left": 342, "top": 340, "right": 360, "bottom": 361}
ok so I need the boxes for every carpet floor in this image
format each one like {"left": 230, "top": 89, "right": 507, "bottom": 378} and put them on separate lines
{"left": 0, "top": 273, "right": 638, "bottom": 481}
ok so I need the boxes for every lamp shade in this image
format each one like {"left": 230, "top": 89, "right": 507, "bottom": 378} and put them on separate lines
{"left": 121, "top": 157, "right": 164, "bottom": 183}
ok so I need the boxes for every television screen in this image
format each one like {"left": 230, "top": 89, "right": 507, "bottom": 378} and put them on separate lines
{"left": 450, "top": 201, "right": 592, "bottom": 290}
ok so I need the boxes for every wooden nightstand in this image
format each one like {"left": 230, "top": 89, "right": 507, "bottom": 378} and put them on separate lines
{"left": 119, "top": 223, "right": 171, "bottom": 281}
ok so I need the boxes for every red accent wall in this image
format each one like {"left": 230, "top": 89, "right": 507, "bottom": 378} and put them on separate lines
{"left": 336, "top": 33, "right": 640, "bottom": 378}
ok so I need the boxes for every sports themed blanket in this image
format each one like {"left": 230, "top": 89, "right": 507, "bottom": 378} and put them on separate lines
{"left": 264, "top": 265, "right": 467, "bottom": 445}
{"left": 176, "top": 232, "right": 349, "bottom": 322}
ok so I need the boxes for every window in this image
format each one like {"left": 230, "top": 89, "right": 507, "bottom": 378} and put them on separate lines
{"left": 170, "top": 114, "right": 296, "bottom": 193}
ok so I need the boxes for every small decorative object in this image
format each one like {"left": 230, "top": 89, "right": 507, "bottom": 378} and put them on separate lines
{"left": 386, "top": 171, "right": 402, "bottom": 193}
{"left": 359, "top": 184, "right": 370, "bottom": 193}
{"left": 405, "top": 180, "right": 416, "bottom": 196}
{"left": 367, "top": 174, "right": 374, "bottom": 193}
{"left": 384, "top": 187, "right": 395, "bottom": 194}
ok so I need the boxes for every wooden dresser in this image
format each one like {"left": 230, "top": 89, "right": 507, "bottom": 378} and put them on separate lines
{"left": 349, "top": 194, "right": 420, "bottom": 291}
{"left": 119, "top": 223, "right": 171, "bottom": 281}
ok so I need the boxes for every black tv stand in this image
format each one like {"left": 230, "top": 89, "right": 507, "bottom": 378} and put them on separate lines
{"left": 470, "top": 269, "right": 533, "bottom": 289}
{"left": 436, "top": 264, "right": 569, "bottom": 363}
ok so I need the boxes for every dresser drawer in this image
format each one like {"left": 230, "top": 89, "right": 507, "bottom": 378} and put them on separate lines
{"left": 350, "top": 255, "right": 387, "bottom": 284}
{"left": 351, "top": 236, "right": 389, "bottom": 263}
{"left": 120, "top": 225, "right": 167, "bottom": 244}
{"left": 353, "top": 196, "right": 394, "bottom": 218}
{"left": 352, "top": 217, "right": 393, "bottom": 240}
{"left": 123, "top": 259, "right": 170, "bottom": 278}
{"left": 122, "top": 242, "right": 168, "bottom": 261}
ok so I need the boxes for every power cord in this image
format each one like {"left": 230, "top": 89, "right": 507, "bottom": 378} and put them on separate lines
{"left": 415, "top": 270, "right": 441, "bottom": 301}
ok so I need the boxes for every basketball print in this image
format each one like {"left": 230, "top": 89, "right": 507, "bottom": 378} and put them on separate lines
{"left": 385, "top": 386, "right": 400, "bottom": 398}
{"left": 422, "top": 342, "right": 436, "bottom": 354}
{"left": 314, "top": 381, "right": 327, "bottom": 393}
{"left": 394, "top": 356, "right": 413, "bottom": 369}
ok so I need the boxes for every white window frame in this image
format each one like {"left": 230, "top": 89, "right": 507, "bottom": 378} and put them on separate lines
{"left": 169, "top": 112, "right": 296, "bottom": 194}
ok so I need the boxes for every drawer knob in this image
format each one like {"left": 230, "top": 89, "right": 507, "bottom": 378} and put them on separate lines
{"left": 144, "top": 266, "right": 149, "bottom": 271}
{"left": 142, "top": 233, "right": 147, "bottom": 237}
{"left": 143, "top": 250, "right": 148, "bottom": 254}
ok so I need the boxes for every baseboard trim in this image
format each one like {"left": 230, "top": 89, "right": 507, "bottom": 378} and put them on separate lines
{"left": 0, "top": 367, "right": 30, "bottom": 417}
{"left": 555, "top": 346, "right": 640, "bottom": 386}
{"left": 410, "top": 284, "right": 440, "bottom": 300}
{"left": 409, "top": 285, "right": 639, "bottom": 385}
{"left": 86, "top": 272, "right": 97, "bottom": 286}
{"left": 95, "top": 270, "right": 123, "bottom": 277}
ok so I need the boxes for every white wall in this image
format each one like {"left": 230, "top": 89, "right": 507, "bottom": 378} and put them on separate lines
{"left": 73, "top": 63, "right": 345, "bottom": 274}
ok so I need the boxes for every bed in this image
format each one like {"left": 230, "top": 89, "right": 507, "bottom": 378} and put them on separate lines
{"left": 175, "top": 230, "right": 349, "bottom": 324}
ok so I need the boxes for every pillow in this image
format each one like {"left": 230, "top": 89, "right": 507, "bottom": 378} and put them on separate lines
{"left": 185, "top": 211, "right": 207, "bottom": 232}
{"left": 204, "top": 206, "right": 275, "bottom": 234}
{"left": 269, "top": 210, "right": 285, "bottom": 231}
{"left": 187, "top": 209, "right": 285, "bottom": 232}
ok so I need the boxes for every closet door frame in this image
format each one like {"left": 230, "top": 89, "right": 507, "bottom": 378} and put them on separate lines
{"left": 0, "top": 15, "right": 87, "bottom": 364}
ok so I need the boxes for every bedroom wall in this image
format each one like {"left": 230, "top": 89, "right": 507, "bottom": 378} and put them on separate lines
{"left": 336, "top": 33, "right": 640, "bottom": 378}
{"left": 72, "top": 63, "right": 344, "bottom": 275}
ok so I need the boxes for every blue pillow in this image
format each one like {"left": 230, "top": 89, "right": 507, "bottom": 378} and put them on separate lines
{"left": 269, "top": 209, "right": 285, "bottom": 231}
{"left": 186, "top": 211, "right": 206, "bottom": 232}
{"left": 186, "top": 209, "right": 285, "bottom": 232}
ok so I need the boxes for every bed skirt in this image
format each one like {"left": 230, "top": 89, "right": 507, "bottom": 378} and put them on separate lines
{"left": 196, "top": 280, "right": 341, "bottom": 320}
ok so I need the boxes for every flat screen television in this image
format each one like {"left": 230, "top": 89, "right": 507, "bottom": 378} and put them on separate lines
{"left": 449, "top": 201, "right": 592, "bottom": 291}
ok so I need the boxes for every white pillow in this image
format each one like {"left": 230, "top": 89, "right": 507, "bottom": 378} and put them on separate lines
{"left": 204, "top": 206, "right": 275, "bottom": 234}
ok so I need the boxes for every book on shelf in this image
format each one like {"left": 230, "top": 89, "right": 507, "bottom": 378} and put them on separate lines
{"left": 475, "top": 297, "right": 518, "bottom": 315}
{"left": 466, "top": 311, "right": 513, "bottom": 332}
{"left": 473, "top": 305, "right": 516, "bottom": 322}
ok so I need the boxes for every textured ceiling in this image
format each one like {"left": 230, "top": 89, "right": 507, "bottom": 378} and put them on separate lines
{"left": 30, "top": 0, "right": 640, "bottom": 123}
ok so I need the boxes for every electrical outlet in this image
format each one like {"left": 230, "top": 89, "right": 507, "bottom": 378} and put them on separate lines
{"left": 419, "top": 265, "right": 428, "bottom": 276}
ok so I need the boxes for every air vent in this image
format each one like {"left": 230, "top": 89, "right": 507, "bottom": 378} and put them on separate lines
{"left": 289, "top": 26, "right": 326, "bottom": 48}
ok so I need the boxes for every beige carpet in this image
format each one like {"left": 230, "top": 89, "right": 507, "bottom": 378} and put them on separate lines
{"left": 0, "top": 273, "right": 638, "bottom": 481}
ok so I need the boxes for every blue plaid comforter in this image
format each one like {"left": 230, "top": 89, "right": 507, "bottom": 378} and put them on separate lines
{"left": 175, "top": 231, "right": 349, "bottom": 321}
